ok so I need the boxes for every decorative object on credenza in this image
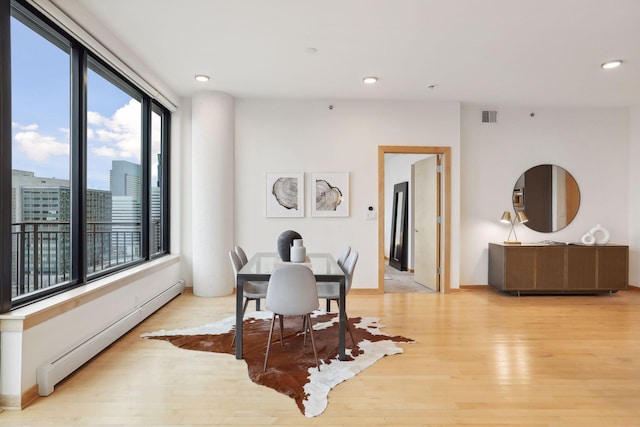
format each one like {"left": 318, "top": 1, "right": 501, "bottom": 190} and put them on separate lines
{"left": 266, "top": 173, "right": 304, "bottom": 218}
{"left": 290, "top": 239, "right": 306, "bottom": 263}
{"left": 277, "top": 230, "right": 302, "bottom": 261}
{"left": 311, "top": 172, "right": 349, "bottom": 217}
{"left": 581, "top": 232, "right": 595, "bottom": 245}
{"left": 500, "top": 210, "right": 529, "bottom": 245}
{"left": 581, "top": 224, "right": 610, "bottom": 245}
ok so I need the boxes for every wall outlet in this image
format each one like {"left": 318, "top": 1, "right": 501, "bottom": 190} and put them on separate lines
{"left": 366, "top": 211, "right": 377, "bottom": 220}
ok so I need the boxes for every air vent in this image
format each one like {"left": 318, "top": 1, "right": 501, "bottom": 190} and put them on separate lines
{"left": 482, "top": 110, "right": 497, "bottom": 123}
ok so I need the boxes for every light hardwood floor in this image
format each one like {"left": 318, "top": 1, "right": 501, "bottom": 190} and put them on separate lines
{"left": 2, "top": 287, "right": 640, "bottom": 426}
{"left": 384, "top": 263, "right": 435, "bottom": 293}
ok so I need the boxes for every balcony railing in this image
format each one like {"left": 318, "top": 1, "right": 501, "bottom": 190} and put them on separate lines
{"left": 10, "top": 221, "right": 155, "bottom": 299}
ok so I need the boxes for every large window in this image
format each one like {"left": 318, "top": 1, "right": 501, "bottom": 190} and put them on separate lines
{"left": 1, "top": 0, "right": 170, "bottom": 311}
{"left": 10, "top": 6, "right": 72, "bottom": 301}
{"left": 87, "top": 60, "right": 143, "bottom": 274}
{"left": 150, "top": 105, "right": 167, "bottom": 257}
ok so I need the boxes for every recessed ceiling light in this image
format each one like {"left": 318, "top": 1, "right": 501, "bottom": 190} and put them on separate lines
{"left": 601, "top": 60, "right": 622, "bottom": 69}
{"left": 363, "top": 76, "right": 378, "bottom": 84}
{"left": 195, "top": 74, "right": 210, "bottom": 82}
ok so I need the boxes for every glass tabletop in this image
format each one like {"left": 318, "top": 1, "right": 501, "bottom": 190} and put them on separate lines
{"left": 235, "top": 251, "right": 348, "bottom": 361}
{"left": 237, "top": 252, "right": 344, "bottom": 280}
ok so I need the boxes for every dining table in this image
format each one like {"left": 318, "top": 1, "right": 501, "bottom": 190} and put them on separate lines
{"left": 235, "top": 252, "right": 348, "bottom": 361}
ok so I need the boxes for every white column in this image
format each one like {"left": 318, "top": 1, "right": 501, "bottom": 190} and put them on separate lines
{"left": 191, "top": 91, "right": 234, "bottom": 297}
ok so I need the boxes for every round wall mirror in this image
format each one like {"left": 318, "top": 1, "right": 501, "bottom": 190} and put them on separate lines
{"left": 512, "top": 164, "right": 580, "bottom": 233}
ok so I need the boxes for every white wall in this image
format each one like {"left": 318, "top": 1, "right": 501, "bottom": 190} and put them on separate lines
{"left": 629, "top": 105, "right": 640, "bottom": 286}
{"left": 233, "top": 99, "right": 461, "bottom": 289}
{"left": 461, "top": 105, "right": 630, "bottom": 285}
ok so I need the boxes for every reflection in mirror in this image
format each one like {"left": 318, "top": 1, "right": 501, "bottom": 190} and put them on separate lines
{"left": 389, "top": 182, "right": 409, "bottom": 271}
{"left": 513, "top": 164, "right": 580, "bottom": 233}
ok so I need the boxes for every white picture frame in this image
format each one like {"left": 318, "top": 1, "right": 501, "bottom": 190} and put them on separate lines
{"left": 311, "top": 172, "right": 349, "bottom": 217}
{"left": 266, "top": 172, "right": 304, "bottom": 217}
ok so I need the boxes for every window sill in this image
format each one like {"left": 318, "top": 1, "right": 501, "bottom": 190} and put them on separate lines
{"left": 0, "top": 254, "right": 180, "bottom": 332}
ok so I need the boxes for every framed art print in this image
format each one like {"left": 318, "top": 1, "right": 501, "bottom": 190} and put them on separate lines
{"left": 311, "top": 172, "right": 349, "bottom": 217}
{"left": 266, "top": 172, "right": 304, "bottom": 217}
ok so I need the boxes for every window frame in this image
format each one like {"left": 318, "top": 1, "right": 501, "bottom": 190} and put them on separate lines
{"left": 150, "top": 101, "right": 170, "bottom": 259}
{"left": 1, "top": 0, "right": 171, "bottom": 312}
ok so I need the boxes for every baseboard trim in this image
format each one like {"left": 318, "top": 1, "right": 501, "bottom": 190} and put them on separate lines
{"left": 36, "top": 280, "right": 185, "bottom": 397}
{"left": 459, "top": 284, "right": 492, "bottom": 290}
{"left": 0, "top": 384, "right": 38, "bottom": 410}
{"left": 21, "top": 385, "right": 39, "bottom": 409}
{"left": 351, "top": 288, "right": 384, "bottom": 295}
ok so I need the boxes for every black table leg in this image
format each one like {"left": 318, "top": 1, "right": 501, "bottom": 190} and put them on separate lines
{"left": 235, "top": 279, "right": 244, "bottom": 359}
{"left": 338, "top": 277, "right": 346, "bottom": 360}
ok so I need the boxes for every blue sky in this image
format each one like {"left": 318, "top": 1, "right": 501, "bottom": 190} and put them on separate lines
{"left": 10, "top": 15, "right": 155, "bottom": 191}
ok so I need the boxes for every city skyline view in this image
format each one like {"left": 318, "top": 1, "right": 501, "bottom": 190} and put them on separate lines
{"left": 10, "top": 15, "right": 161, "bottom": 192}
{"left": 3, "top": 3, "right": 169, "bottom": 313}
{"left": 8, "top": 10, "right": 166, "bottom": 301}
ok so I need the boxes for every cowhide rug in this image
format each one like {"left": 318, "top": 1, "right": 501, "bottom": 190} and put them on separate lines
{"left": 142, "top": 311, "right": 414, "bottom": 417}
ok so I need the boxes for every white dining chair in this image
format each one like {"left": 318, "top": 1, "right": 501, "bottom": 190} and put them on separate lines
{"left": 336, "top": 245, "right": 351, "bottom": 269}
{"left": 235, "top": 245, "right": 249, "bottom": 266}
{"left": 229, "top": 251, "right": 268, "bottom": 346}
{"left": 317, "top": 250, "right": 358, "bottom": 347}
{"left": 264, "top": 264, "right": 320, "bottom": 371}
{"left": 325, "top": 245, "right": 351, "bottom": 312}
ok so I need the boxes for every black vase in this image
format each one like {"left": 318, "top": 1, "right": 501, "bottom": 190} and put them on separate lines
{"left": 277, "top": 230, "right": 302, "bottom": 261}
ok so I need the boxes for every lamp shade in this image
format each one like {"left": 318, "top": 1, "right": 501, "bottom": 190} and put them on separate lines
{"left": 516, "top": 210, "right": 529, "bottom": 223}
{"left": 500, "top": 211, "right": 512, "bottom": 223}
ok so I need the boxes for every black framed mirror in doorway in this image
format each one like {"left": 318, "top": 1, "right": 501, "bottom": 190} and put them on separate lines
{"left": 389, "top": 181, "right": 409, "bottom": 271}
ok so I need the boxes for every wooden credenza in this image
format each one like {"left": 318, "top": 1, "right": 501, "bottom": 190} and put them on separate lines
{"left": 488, "top": 243, "right": 628, "bottom": 294}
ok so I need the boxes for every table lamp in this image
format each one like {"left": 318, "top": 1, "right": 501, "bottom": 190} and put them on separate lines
{"left": 500, "top": 210, "right": 528, "bottom": 244}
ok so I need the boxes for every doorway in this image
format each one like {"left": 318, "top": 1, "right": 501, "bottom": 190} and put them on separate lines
{"left": 377, "top": 146, "right": 451, "bottom": 294}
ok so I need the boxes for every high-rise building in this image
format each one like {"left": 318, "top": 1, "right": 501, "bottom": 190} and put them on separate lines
{"left": 11, "top": 162, "right": 147, "bottom": 290}
{"left": 12, "top": 170, "right": 70, "bottom": 223}
{"left": 109, "top": 161, "right": 142, "bottom": 264}
{"left": 11, "top": 170, "right": 113, "bottom": 292}
{"left": 110, "top": 160, "right": 141, "bottom": 199}
{"left": 150, "top": 186, "right": 162, "bottom": 254}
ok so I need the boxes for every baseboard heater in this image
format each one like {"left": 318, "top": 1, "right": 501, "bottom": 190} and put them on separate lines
{"left": 36, "top": 280, "right": 185, "bottom": 396}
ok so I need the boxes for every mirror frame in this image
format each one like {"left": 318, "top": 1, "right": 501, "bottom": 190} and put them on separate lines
{"left": 389, "top": 181, "right": 409, "bottom": 271}
{"left": 513, "top": 164, "right": 580, "bottom": 233}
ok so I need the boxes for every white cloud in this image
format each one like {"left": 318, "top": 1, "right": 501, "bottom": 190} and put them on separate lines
{"left": 14, "top": 98, "right": 143, "bottom": 176}
{"left": 15, "top": 131, "right": 69, "bottom": 162}
{"left": 93, "top": 146, "right": 117, "bottom": 157}
{"left": 88, "top": 99, "right": 141, "bottom": 161}
{"left": 13, "top": 122, "right": 39, "bottom": 131}
{"left": 95, "top": 129, "right": 122, "bottom": 142}
{"left": 87, "top": 111, "right": 108, "bottom": 127}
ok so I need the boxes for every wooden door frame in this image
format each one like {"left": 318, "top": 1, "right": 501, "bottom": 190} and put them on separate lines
{"left": 378, "top": 146, "right": 451, "bottom": 294}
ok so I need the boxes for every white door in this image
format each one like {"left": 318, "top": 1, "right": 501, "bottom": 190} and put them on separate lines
{"left": 413, "top": 155, "right": 440, "bottom": 291}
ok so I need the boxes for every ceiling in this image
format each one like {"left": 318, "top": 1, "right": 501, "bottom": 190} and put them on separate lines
{"left": 51, "top": 0, "right": 640, "bottom": 107}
